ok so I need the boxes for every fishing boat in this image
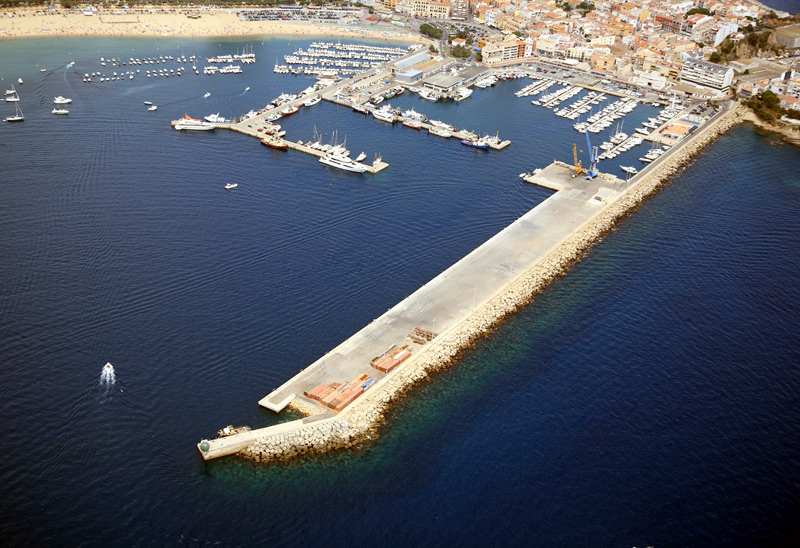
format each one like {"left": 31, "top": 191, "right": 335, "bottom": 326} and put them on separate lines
{"left": 402, "top": 118, "right": 422, "bottom": 130}
{"left": 52, "top": 108, "right": 69, "bottom": 115}
{"left": 53, "top": 96, "right": 72, "bottom": 104}
{"left": 261, "top": 136, "right": 288, "bottom": 149}
{"left": 429, "top": 126, "right": 451, "bottom": 138}
{"left": 173, "top": 114, "right": 215, "bottom": 131}
{"left": 461, "top": 138, "right": 489, "bottom": 149}
{"left": 281, "top": 105, "right": 298, "bottom": 116}
{"left": 224, "top": 183, "right": 238, "bottom": 190}
{"left": 4, "top": 102, "right": 24, "bottom": 122}
{"left": 372, "top": 106, "right": 395, "bottom": 123}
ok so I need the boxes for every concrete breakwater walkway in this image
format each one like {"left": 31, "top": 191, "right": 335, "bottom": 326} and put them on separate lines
{"left": 198, "top": 101, "right": 744, "bottom": 464}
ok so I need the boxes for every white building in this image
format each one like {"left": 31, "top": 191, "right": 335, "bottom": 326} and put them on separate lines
{"left": 679, "top": 58, "right": 734, "bottom": 93}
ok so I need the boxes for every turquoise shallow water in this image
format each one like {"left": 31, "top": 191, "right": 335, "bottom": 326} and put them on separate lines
{"left": 1, "top": 36, "right": 799, "bottom": 547}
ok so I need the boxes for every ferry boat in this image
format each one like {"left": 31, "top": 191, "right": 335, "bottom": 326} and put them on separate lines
{"left": 173, "top": 114, "right": 215, "bottom": 131}
{"left": 53, "top": 96, "right": 72, "bottom": 105}
{"left": 52, "top": 108, "right": 69, "bottom": 115}
{"left": 319, "top": 151, "right": 367, "bottom": 173}
{"left": 224, "top": 183, "right": 238, "bottom": 190}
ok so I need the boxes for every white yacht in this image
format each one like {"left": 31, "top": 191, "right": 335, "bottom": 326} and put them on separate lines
{"left": 53, "top": 96, "right": 72, "bottom": 104}
{"left": 148, "top": 105, "right": 158, "bottom": 111}
{"left": 319, "top": 150, "right": 367, "bottom": 173}
{"left": 204, "top": 113, "right": 227, "bottom": 123}
{"left": 620, "top": 166, "right": 638, "bottom": 175}
{"left": 52, "top": 108, "right": 69, "bottom": 115}
{"left": 173, "top": 114, "right": 215, "bottom": 131}
{"left": 224, "top": 183, "right": 238, "bottom": 190}
{"left": 372, "top": 106, "right": 395, "bottom": 123}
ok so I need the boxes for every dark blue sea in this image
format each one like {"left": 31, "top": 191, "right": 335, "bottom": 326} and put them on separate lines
{"left": 1, "top": 36, "right": 799, "bottom": 547}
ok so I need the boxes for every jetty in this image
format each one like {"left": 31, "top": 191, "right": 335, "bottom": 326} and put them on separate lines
{"left": 196, "top": 99, "right": 743, "bottom": 463}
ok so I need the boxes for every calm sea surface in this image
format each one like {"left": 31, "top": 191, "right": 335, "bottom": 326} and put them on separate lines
{"left": 1, "top": 36, "right": 799, "bottom": 547}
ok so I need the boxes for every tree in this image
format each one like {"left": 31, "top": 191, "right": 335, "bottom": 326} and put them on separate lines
{"left": 466, "top": 37, "right": 473, "bottom": 45}
{"left": 512, "top": 30, "right": 522, "bottom": 37}
{"left": 476, "top": 51, "right": 483, "bottom": 62}
{"left": 709, "top": 52, "right": 722, "bottom": 63}
{"left": 563, "top": 4, "right": 572, "bottom": 12}
{"left": 686, "top": 8, "right": 711, "bottom": 17}
{"left": 429, "top": 44, "right": 437, "bottom": 53}
{"left": 449, "top": 45, "right": 471, "bottom": 58}
{"left": 419, "top": 23, "right": 443, "bottom": 39}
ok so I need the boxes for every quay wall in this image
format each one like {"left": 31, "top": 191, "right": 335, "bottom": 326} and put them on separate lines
{"left": 240, "top": 101, "right": 746, "bottom": 464}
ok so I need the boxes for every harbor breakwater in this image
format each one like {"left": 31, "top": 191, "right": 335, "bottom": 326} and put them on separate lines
{"left": 240, "top": 101, "right": 746, "bottom": 464}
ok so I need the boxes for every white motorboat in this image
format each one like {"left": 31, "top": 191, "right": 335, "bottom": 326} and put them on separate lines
{"left": 148, "top": 105, "right": 157, "bottom": 111}
{"left": 429, "top": 126, "right": 451, "bottom": 138}
{"left": 173, "top": 114, "right": 215, "bottom": 131}
{"left": 244, "top": 87, "right": 250, "bottom": 92}
{"left": 17, "top": 78, "right": 22, "bottom": 84}
{"left": 144, "top": 101, "right": 152, "bottom": 105}
{"left": 53, "top": 96, "right": 72, "bottom": 104}
{"left": 303, "top": 96, "right": 321, "bottom": 107}
{"left": 203, "top": 92, "right": 211, "bottom": 98}
{"left": 4, "top": 102, "right": 24, "bottom": 122}
{"left": 620, "top": 166, "right": 638, "bottom": 175}
{"left": 453, "top": 87, "right": 473, "bottom": 101}
{"left": 224, "top": 183, "right": 238, "bottom": 190}
{"left": 355, "top": 152, "right": 367, "bottom": 162}
{"left": 204, "top": 113, "right": 227, "bottom": 123}
{"left": 52, "top": 108, "right": 69, "bottom": 115}
{"left": 372, "top": 106, "right": 395, "bottom": 123}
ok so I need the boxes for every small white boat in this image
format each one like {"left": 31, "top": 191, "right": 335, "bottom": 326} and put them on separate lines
{"left": 144, "top": 101, "right": 152, "bottom": 105}
{"left": 621, "top": 166, "right": 638, "bottom": 175}
{"left": 52, "top": 108, "right": 69, "bottom": 115}
{"left": 203, "top": 92, "right": 211, "bottom": 98}
{"left": 204, "top": 113, "right": 227, "bottom": 123}
{"left": 244, "top": 86, "right": 250, "bottom": 92}
{"left": 17, "top": 78, "right": 23, "bottom": 84}
{"left": 224, "top": 183, "right": 238, "bottom": 190}
{"left": 355, "top": 152, "right": 367, "bottom": 162}
{"left": 147, "top": 105, "right": 157, "bottom": 111}
{"left": 53, "top": 96, "right": 72, "bottom": 104}
{"left": 303, "top": 96, "right": 321, "bottom": 107}
{"left": 40, "top": 68, "right": 46, "bottom": 72}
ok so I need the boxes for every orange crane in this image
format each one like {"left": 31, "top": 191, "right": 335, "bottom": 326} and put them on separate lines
{"left": 572, "top": 143, "right": 583, "bottom": 177}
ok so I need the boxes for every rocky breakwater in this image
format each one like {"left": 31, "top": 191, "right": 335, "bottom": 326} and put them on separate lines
{"left": 241, "top": 101, "right": 745, "bottom": 465}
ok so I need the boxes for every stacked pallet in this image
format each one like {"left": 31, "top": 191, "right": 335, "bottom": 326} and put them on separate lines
{"left": 370, "top": 345, "right": 412, "bottom": 373}
{"left": 408, "top": 327, "right": 437, "bottom": 345}
{"left": 304, "top": 374, "right": 376, "bottom": 412}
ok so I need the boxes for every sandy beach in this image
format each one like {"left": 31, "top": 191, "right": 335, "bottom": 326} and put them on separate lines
{"left": 0, "top": 8, "right": 425, "bottom": 44}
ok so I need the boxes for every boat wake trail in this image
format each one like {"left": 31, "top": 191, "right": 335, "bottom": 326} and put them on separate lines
{"left": 100, "top": 362, "right": 116, "bottom": 393}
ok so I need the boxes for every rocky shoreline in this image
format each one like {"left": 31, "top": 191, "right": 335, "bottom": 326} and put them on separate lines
{"left": 241, "top": 101, "right": 746, "bottom": 464}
